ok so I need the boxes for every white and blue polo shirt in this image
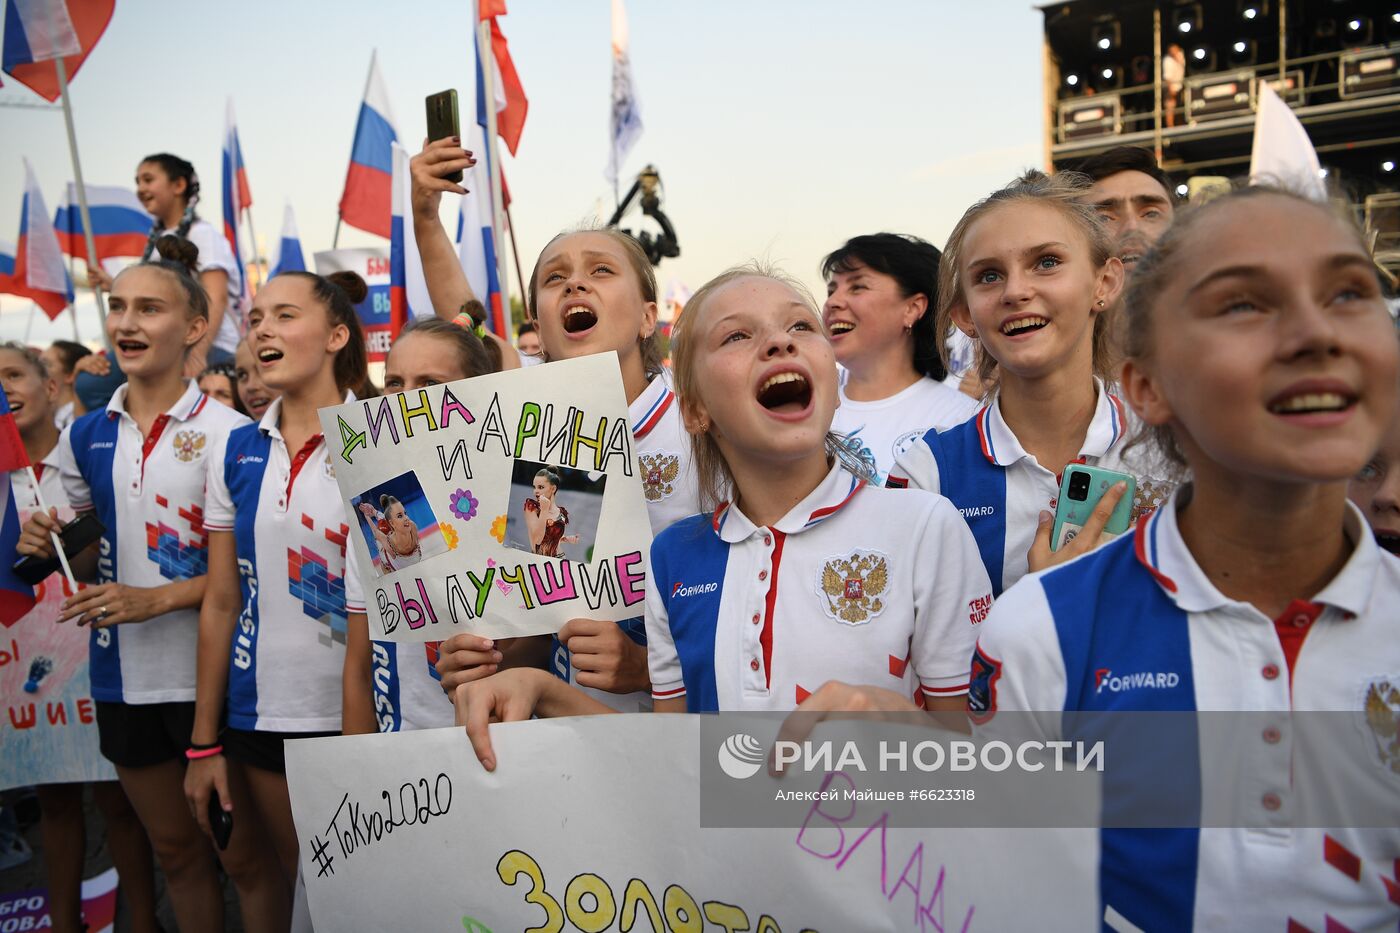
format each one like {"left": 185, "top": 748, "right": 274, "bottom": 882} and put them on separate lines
{"left": 551, "top": 372, "right": 702, "bottom": 714}
{"left": 646, "top": 461, "right": 992, "bottom": 712}
{"left": 204, "top": 396, "right": 364, "bottom": 733}
{"left": 970, "top": 491, "right": 1400, "bottom": 931}
{"left": 57, "top": 381, "right": 249, "bottom": 704}
{"left": 888, "top": 378, "right": 1173, "bottom": 596}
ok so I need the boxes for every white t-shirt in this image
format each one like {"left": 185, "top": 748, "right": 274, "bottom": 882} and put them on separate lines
{"left": 146, "top": 219, "right": 243, "bottom": 355}
{"left": 53, "top": 401, "right": 75, "bottom": 432}
{"left": 833, "top": 376, "right": 979, "bottom": 484}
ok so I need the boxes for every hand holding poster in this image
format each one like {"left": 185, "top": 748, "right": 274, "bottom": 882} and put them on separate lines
{"left": 320, "top": 353, "right": 653, "bottom": 642}
{"left": 285, "top": 716, "right": 1099, "bottom": 931}
{"left": 0, "top": 505, "right": 114, "bottom": 791}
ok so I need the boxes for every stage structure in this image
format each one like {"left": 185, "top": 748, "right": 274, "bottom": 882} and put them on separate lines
{"left": 1040, "top": 0, "right": 1400, "bottom": 274}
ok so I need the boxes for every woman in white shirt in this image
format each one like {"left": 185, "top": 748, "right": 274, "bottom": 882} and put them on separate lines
{"left": 823, "top": 233, "right": 979, "bottom": 482}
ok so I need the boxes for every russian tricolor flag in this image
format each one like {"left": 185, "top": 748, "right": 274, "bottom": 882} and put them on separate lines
{"left": 222, "top": 99, "right": 251, "bottom": 297}
{"left": 53, "top": 183, "right": 148, "bottom": 263}
{"left": 2, "top": 161, "right": 73, "bottom": 320}
{"left": 0, "top": 385, "right": 37, "bottom": 625}
{"left": 269, "top": 203, "right": 305, "bottom": 277}
{"left": 1, "top": 0, "right": 113, "bottom": 103}
{"left": 339, "top": 51, "right": 398, "bottom": 240}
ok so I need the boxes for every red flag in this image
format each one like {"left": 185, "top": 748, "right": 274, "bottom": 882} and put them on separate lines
{"left": 2, "top": 0, "right": 115, "bottom": 103}
{"left": 480, "top": 9, "right": 528, "bottom": 156}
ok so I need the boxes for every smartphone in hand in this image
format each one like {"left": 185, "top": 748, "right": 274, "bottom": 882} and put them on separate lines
{"left": 208, "top": 790, "right": 233, "bottom": 851}
{"left": 425, "top": 89, "right": 463, "bottom": 183}
{"left": 12, "top": 511, "right": 104, "bottom": 585}
{"left": 1051, "top": 465, "right": 1136, "bottom": 551}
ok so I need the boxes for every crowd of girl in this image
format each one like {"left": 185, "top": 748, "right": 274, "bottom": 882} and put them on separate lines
{"left": 4, "top": 139, "right": 1396, "bottom": 931}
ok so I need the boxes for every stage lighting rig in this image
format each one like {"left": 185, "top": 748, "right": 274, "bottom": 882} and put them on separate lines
{"left": 1172, "top": 3, "right": 1203, "bottom": 35}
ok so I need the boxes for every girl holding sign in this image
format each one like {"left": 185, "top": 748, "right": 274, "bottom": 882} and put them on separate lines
{"left": 18, "top": 238, "right": 257, "bottom": 933}
{"left": 452, "top": 264, "right": 994, "bottom": 770}
{"left": 2, "top": 343, "right": 161, "bottom": 933}
{"left": 886, "top": 170, "right": 1170, "bottom": 595}
{"left": 412, "top": 139, "right": 701, "bottom": 710}
{"left": 969, "top": 186, "right": 1400, "bottom": 930}
{"left": 186, "top": 270, "right": 370, "bottom": 920}
{"left": 343, "top": 318, "right": 502, "bottom": 735}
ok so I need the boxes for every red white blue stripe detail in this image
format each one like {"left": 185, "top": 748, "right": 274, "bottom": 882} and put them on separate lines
{"left": 631, "top": 387, "right": 674, "bottom": 440}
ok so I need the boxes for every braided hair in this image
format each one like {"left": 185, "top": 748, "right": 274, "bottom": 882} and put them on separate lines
{"left": 138, "top": 154, "right": 201, "bottom": 260}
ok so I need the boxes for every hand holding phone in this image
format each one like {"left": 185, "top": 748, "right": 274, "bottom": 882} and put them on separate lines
{"left": 425, "top": 90, "right": 463, "bottom": 182}
{"left": 1051, "top": 465, "right": 1136, "bottom": 552}
{"left": 1026, "top": 468, "right": 1134, "bottom": 575}
{"left": 13, "top": 512, "right": 104, "bottom": 586}
{"left": 208, "top": 791, "right": 233, "bottom": 851}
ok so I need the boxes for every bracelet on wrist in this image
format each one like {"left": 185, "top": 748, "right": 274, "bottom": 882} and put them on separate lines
{"left": 185, "top": 745, "right": 223, "bottom": 761}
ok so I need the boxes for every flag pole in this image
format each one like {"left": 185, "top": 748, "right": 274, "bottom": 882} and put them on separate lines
{"left": 26, "top": 468, "right": 79, "bottom": 594}
{"left": 66, "top": 251, "right": 79, "bottom": 342}
{"left": 504, "top": 201, "right": 526, "bottom": 310}
{"left": 54, "top": 58, "right": 110, "bottom": 351}
{"left": 244, "top": 208, "right": 265, "bottom": 292}
{"left": 332, "top": 215, "right": 342, "bottom": 250}
{"left": 475, "top": 17, "right": 511, "bottom": 313}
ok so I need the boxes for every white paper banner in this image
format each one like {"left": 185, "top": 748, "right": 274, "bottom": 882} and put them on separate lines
{"left": 319, "top": 353, "right": 653, "bottom": 642}
{"left": 286, "top": 716, "right": 1099, "bottom": 931}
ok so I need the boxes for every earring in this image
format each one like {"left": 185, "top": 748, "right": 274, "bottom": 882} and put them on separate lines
{"left": 1096, "top": 299, "right": 1106, "bottom": 307}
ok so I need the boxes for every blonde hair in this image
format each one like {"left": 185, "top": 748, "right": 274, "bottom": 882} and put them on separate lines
{"left": 1122, "top": 181, "right": 1381, "bottom": 473}
{"left": 526, "top": 226, "right": 663, "bottom": 376}
{"left": 670, "top": 262, "right": 874, "bottom": 509}
{"left": 935, "top": 169, "right": 1117, "bottom": 388}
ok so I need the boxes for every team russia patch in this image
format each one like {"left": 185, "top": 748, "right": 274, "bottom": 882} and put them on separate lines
{"left": 817, "top": 550, "right": 890, "bottom": 626}
{"left": 968, "top": 643, "right": 1001, "bottom": 723}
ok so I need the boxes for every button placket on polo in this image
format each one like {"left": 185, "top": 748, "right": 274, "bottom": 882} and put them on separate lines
{"left": 275, "top": 437, "right": 291, "bottom": 514}
{"left": 741, "top": 530, "right": 776, "bottom": 694}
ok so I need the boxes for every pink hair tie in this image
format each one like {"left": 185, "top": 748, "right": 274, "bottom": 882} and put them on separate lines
{"left": 185, "top": 745, "right": 223, "bottom": 761}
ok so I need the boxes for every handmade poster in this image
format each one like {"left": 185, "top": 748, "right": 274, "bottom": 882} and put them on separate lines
{"left": 0, "top": 506, "right": 115, "bottom": 791}
{"left": 314, "top": 248, "right": 393, "bottom": 362}
{"left": 320, "top": 353, "right": 653, "bottom": 642}
{"left": 0, "top": 868, "right": 119, "bottom": 933}
{"left": 285, "top": 716, "right": 1099, "bottom": 931}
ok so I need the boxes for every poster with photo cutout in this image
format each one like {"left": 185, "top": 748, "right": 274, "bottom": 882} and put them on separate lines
{"left": 319, "top": 352, "right": 653, "bottom": 642}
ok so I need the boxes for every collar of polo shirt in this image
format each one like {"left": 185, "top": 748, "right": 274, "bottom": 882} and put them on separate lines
{"left": 1134, "top": 486, "right": 1376, "bottom": 619}
{"left": 711, "top": 459, "right": 865, "bottom": 544}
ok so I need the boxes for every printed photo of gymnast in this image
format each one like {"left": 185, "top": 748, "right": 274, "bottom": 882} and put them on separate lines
{"left": 503, "top": 460, "right": 608, "bottom": 561}
{"left": 351, "top": 471, "right": 449, "bottom": 577}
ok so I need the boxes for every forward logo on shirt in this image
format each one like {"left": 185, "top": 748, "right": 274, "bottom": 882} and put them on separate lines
{"left": 1360, "top": 678, "right": 1400, "bottom": 776}
{"left": 1094, "top": 667, "right": 1180, "bottom": 694}
{"left": 639, "top": 452, "right": 681, "bottom": 502}
{"left": 87, "top": 441, "right": 114, "bottom": 451}
{"left": 172, "top": 430, "right": 206, "bottom": 463}
{"left": 818, "top": 549, "right": 889, "bottom": 626}
{"left": 672, "top": 580, "right": 718, "bottom": 598}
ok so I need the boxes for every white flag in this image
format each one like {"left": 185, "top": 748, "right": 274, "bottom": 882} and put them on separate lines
{"left": 605, "top": 0, "right": 643, "bottom": 186}
{"left": 1249, "top": 82, "right": 1326, "bottom": 201}
{"left": 9, "top": 0, "right": 81, "bottom": 63}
